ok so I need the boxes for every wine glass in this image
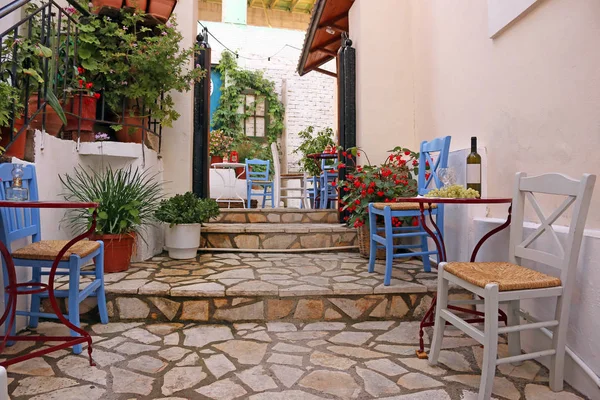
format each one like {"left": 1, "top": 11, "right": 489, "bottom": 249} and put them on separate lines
{"left": 437, "top": 167, "right": 456, "bottom": 187}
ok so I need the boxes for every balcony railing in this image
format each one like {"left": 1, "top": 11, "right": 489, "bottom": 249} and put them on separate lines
{"left": 0, "top": 0, "right": 162, "bottom": 155}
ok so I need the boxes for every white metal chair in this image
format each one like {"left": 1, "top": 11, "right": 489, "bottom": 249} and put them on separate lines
{"left": 271, "top": 143, "right": 309, "bottom": 208}
{"left": 428, "top": 172, "right": 595, "bottom": 400}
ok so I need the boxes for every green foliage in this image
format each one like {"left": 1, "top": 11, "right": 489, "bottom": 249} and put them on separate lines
{"left": 155, "top": 192, "right": 220, "bottom": 226}
{"left": 60, "top": 166, "right": 162, "bottom": 236}
{"left": 72, "top": 10, "right": 204, "bottom": 127}
{"left": 212, "top": 51, "right": 284, "bottom": 144}
{"left": 0, "top": 82, "right": 23, "bottom": 128}
{"left": 293, "top": 126, "right": 336, "bottom": 176}
{"left": 339, "top": 147, "right": 419, "bottom": 228}
{"left": 234, "top": 136, "right": 271, "bottom": 163}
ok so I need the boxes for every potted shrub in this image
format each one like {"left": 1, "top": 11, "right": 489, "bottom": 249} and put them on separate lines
{"left": 338, "top": 147, "right": 421, "bottom": 258}
{"left": 60, "top": 166, "right": 161, "bottom": 272}
{"left": 155, "top": 192, "right": 219, "bottom": 259}
{"left": 209, "top": 130, "right": 234, "bottom": 164}
{"left": 0, "top": 81, "right": 25, "bottom": 157}
{"left": 75, "top": 11, "right": 203, "bottom": 140}
{"left": 293, "top": 126, "right": 336, "bottom": 177}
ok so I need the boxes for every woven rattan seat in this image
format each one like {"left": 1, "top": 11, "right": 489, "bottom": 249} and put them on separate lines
{"left": 12, "top": 240, "right": 100, "bottom": 261}
{"left": 372, "top": 202, "right": 438, "bottom": 211}
{"left": 444, "top": 262, "right": 561, "bottom": 291}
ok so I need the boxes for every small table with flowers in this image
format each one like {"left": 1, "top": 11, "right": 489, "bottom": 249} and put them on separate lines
{"left": 211, "top": 162, "right": 247, "bottom": 208}
{"left": 398, "top": 196, "right": 513, "bottom": 358}
{"left": 0, "top": 201, "right": 99, "bottom": 367}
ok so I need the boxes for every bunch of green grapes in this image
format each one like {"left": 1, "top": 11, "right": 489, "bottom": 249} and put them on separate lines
{"left": 425, "top": 184, "right": 480, "bottom": 198}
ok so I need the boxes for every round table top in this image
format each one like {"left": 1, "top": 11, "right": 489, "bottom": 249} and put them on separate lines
{"left": 0, "top": 201, "right": 99, "bottom": 209}
{"left": 401, "top": 197, "right": 512, "bottom": 204}
{"left": 211, "top": 162, "right": 246, "bottom": 168}
{"left": 307, "top": 153, "right": 338, "bottom": 160}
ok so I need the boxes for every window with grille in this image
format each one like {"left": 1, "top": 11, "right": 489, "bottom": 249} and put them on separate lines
{"left": 240, "top": 91, "right": 268, "bottom": 140}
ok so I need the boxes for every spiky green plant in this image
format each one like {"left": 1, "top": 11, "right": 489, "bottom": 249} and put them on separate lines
{"left": 60, "top": 166, "right": 162, "bottom": 236}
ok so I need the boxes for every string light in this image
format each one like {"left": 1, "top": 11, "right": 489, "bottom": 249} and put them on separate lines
{"left": 198, "top": 21, "right": 302, "bottom": 62}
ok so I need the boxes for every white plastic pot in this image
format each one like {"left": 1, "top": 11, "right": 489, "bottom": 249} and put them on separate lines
{"left": 164, "top": 223, "right": 201, "bottom": 259}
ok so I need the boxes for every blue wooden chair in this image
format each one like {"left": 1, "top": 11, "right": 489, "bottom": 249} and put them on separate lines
{"left": 246, "top": 159, "right": 274, "bottom": 208}
{"left": 319, "top": 158, "right": 338, "bottom": 209}
{"left": 368, "top": 136, "right": 451, "bottom": 285}
{"left": 0, "top": 164, "right": 108, "bottom": 354}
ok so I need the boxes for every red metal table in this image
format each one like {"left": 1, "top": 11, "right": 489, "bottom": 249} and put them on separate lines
{"left": 0, "top": 201, "right": 98, "bottom": 367}
{"left": 398, "top": 197, "right": 512, "bottom": 358}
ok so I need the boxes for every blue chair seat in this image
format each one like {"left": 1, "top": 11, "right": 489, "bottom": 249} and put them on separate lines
{"left": 12, "top": 240, "right": 100, "bottom": 261}
{"left": 368, "top": 136, "right": 451, "bottom": 285}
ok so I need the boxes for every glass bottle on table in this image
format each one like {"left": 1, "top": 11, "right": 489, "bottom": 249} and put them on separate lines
{"left": 6, "top": 164, "right": 29, "bottom": 201}
{"left": 466, "top": 136, "right": 482, "bottom": 196}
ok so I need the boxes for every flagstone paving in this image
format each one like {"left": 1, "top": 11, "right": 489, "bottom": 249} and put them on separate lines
{"left": 50, "top": 252, "right": 467, "bottom": 323}
{"left": 3, "top": 320, "right": 586, "bottom": 399}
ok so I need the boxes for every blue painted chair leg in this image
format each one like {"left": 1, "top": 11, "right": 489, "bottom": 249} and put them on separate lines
{"left": 67, "top": 258, "right": 82, "bottom": 354}
{"left": 247, "top": 183, "right": 252, "bottom": 208}
{"left": 94, "top": 243, "right": 109, "bottom": 324}
{"left": 420, "top": 232, "right": 432, "bottom": 272}
{"left": 262, "top": 186, "right": 267, "bottom": 208}
{"left": 383, "top": 207, "right": 394, "bottom": 286}
{"left": 368, "top": 205, "right": 377, "bottom": 273}
{"left": 28, "top": 266, "right": 42, "bottom": 328}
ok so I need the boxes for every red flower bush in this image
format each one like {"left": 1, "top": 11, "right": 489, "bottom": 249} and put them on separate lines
{"left": 338, "top": 146, "right": 428, "bottom": 228}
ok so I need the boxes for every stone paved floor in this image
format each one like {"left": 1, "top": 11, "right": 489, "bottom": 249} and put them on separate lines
{"left": 3, "top": 320, "right": 586, "bottom": 399}
{"left": 58, "top": 252, "right": 442, "bottom": 298}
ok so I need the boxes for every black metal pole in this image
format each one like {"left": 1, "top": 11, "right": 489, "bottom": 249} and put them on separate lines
{"left": 338, "top": 34, "right": 356, "bottom": 223}
{"left": 193, "top": 29, "right": 211, "bottom": 199}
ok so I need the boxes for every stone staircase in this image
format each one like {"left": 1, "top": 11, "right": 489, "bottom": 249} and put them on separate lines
{"left": 201, "top": 209, "right": 358, "bottom": 252}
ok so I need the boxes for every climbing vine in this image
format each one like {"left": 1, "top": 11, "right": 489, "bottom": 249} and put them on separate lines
{"left": 212, "top": 51, "right": 284, "bottom": 145}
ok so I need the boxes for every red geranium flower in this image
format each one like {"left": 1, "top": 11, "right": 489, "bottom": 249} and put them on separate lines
{"left": 93, "top": 93, "right": 101, "bottom": 99}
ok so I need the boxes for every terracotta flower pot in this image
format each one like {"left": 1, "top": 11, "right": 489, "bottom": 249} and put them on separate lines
{"left": 115, "top": 114, "right": 147, "bottom": 144}
{"left": 93, "top": 233, "right": 135, "bottom": 273}
{"left": 235, "top": 166, "right": 246, "bottom": 180}
{"left": 91, "top": 0, "right": 124, "bottom": 12}
{"left": 27, "top": 93, "right": 64, "bottom": 136}
{"left": 64, "top": 94, "right": 97, "bottom": 138}
{"left": 125, "top": 0, "right": 147, "bottom": 11}
{"left": 0, "top": 118, "right": 27, "bottom": 159}
{"left": 211, "top": 155, "right": 223, "bottom": 165}
{"left": 148, "top": 0, "right": 177, "bottom": 22}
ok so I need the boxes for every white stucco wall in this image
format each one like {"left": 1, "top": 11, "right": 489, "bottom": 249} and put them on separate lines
{"left": 348, "top": 0, "right": 600, "bottom": 396}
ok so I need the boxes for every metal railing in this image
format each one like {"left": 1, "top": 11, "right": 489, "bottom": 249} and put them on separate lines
{"left": 0, "top": 0, "right": 162, "bottom": 154}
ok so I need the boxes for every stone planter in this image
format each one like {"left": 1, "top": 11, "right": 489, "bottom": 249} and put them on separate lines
{"left": 165, "top": 223, "right": 201, "bottom": 259}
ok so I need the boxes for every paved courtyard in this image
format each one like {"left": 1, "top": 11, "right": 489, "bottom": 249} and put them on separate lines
{"left": 2, "top": 320, "right": 585, "bottom": 399}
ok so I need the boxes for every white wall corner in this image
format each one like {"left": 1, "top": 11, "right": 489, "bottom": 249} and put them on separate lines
{"left": 487, "top": 0, "right": 543, "bottom": 39}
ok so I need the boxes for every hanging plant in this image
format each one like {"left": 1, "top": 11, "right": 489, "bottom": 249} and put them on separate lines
{"left": 212, "top": 51, "right": 284, "bottom": 145}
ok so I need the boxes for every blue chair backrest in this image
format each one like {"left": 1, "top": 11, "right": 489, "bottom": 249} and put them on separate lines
{"left": 0, "top": 164, "right": 41, "bottom": 249}
{"left": 417, "top": 136, "right": 451, "bottom": 196}
{"left": 246, "top": 159, "right": 270, "bottom": 181}
{"left": 321, "top": 157, "right": 337, "bottom": 171}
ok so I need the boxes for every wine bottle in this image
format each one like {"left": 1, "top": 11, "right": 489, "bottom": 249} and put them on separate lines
{"left": 466, "top": 136, "right": 481, "bottom": 195}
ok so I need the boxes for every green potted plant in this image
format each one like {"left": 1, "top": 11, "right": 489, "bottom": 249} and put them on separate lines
{"left": 293, "top": 126, "right": 336, "bottom": 177}
{"left": 74, "top": 11, "right": 203, "bottom": 143}
{"left": 60, "top": 166, "right": 162, "bottom": 272}
{"left": 155, "top": 192, "right": 219, "bottom": 259}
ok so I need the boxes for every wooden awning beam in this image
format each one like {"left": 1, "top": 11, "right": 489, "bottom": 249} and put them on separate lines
{"left": 317, "top": 12, "right": 348, "bottom": 29}
{"left": 315, "top": 47, "right": 337, "bottom": 57}
{"left": 270, "top": 0, "right": 280, "bottom": 8}
{"left": 311, "top": 34, "right": 341, "bottom": 50}
{"left": 290, "top": 0, "right": 300, "bottom": 11}
{"left": 315, "top": 67, "right": 337, "bottom": 78}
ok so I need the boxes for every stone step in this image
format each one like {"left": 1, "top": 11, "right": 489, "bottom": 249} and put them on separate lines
{"left": 213, "top": 208, "right": 339, "bottom": 224}
{"left": 201, "top": 223, "right": 357, "bottom": 251}
{"left": 49, "top": 252, "right": 468, "bottom": 324}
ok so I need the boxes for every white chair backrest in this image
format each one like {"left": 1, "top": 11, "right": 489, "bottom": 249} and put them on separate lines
{"left": 509, "top": 172, "right": 596, "bottom": 286}
{"left": 271, "top": 142, "right": 281, "bottom": 206}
